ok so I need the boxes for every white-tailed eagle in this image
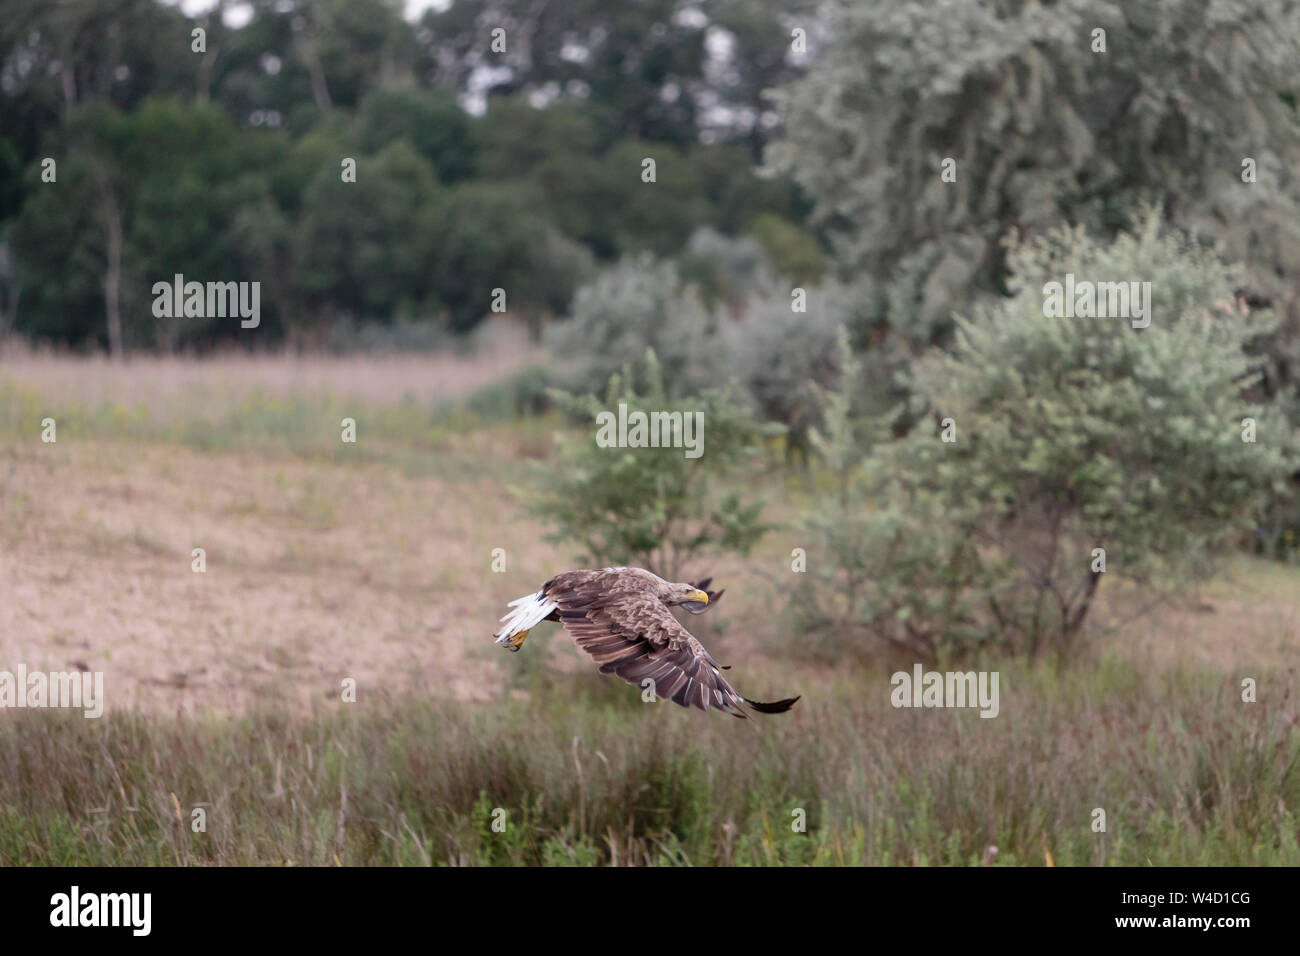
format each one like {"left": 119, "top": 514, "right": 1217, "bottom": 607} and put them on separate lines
{"left": 493, "top": 567, "right": 799, "bottom": 717}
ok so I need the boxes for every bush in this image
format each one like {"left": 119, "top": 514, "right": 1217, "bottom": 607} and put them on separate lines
{"left": 465, "top": 364, "right": 555, "bottom": 420}
{"left": 545, "top": 255, "right": 718, "bottom": 399}
{"left": 718, "top": 280, "right": 865, "bottom": 466}
{"left": 791, "top": 327, "right": 982, "bottom": 662}
{"left": 747, "top": 212, "right": 828, "bottom": 287}
{"left": 527, "top": 350, "right": 775, "bottom": 580}
{"left": 796, "top": 212, "right": 1298, "bottom": 661}
{"left": 548, "top": 245, "right": 859, "bottom": 463}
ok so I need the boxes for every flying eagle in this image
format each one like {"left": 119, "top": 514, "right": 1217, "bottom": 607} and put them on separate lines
{"left": 493, "top": 567, "right": 799, "bottom": 717}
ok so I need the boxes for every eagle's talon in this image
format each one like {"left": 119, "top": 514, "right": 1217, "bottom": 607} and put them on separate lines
{"left": 501, "top": 627, "right": 530, "bottom": 651}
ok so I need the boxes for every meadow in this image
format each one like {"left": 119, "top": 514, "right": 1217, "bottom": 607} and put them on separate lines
{"left": 1, "top": 350, "right": 1298, "bottom": 866}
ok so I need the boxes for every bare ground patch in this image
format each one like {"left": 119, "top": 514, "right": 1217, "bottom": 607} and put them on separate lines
{"left": 0, "top": 437, "right": 582, "bottom": 714}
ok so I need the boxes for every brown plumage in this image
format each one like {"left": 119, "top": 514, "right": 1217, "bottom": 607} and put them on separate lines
{"left": 493, "top": 567, "right": 799, "bottom": 718}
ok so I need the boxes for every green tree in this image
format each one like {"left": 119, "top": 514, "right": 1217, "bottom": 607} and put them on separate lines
{"left": 768, "top": 0, "right": 1300, "bottom": 372}
{"left": 11, "top": 103, "right": 134, "bottom": 353}
{"left": 474, "top": 96, "right": 601, "bottom": 243}
{"left": 124, "top": 98, "right": 271, "bottom": 350}
{"left": 425, "top": 180, "right": 551, "bottom": 331}
{"left": 357, "top": 87, "right": 477, "bottom": 183}
{"left": 296, "top": 139, "right": 442, "bottom": 321}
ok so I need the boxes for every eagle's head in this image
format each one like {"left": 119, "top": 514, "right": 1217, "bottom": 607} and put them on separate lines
{"left": 664, "top": 581, "right": 710, "bottom": 615}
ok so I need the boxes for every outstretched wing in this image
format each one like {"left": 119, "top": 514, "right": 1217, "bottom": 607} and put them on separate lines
{"left": 543, "top": 571, "right": 795, "bottom": 717}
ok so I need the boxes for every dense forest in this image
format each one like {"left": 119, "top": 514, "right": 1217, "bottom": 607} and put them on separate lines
{"left": 0, "top": 0, "right": 822, "bottom": 352}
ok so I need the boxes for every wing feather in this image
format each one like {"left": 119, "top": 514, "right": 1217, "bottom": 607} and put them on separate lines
{"left": 541, "top": 569, "right": 756, "bottom": 716}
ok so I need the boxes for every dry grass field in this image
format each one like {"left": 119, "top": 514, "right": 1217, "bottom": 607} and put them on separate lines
{"left": 1, "top": 351, "right": 1298, "bottom": 865}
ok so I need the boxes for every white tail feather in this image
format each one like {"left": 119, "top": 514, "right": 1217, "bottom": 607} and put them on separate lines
{"left": 494, "top": 590, "right": 557, "bottom": 644}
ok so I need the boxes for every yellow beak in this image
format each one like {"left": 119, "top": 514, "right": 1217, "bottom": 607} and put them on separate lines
{"left": 688, "top": 589, "right": 709, "bottom": 605}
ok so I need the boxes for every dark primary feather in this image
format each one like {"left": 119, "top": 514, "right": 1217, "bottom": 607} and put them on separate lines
{"left": 742, "top": 695, "right": 801, "bottom": 714}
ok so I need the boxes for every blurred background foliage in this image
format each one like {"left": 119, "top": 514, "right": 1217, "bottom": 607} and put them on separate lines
{"left": 2, "top": 0, "right": 1299, "bottom": 657}
{"left": 0, "top": 0, "right": 822, "bottom": 350}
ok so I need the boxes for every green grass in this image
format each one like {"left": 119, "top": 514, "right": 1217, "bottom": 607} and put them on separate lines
{"left": 2, "top": 659, "right": 1296, "bottom": 866}
{"left": 0, "top": 378, "right": 560, "bottom": 481}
